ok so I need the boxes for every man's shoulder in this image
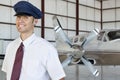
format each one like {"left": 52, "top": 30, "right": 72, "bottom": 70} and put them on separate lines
{"left": 7, "top": 38, "right": 20, "bottom": 47}
{"left": 35, "top": 36, "right": 56, "bottom": 50}
{"left": 35, "top": 36, "right": 51, "bottom": 45}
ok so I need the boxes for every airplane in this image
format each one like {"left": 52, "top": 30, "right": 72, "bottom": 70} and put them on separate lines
{"left": 83, "top": 29, "right": 120, "bottom": 65}
{"left": 52, "top": 16, "right": 120, "bottom": 77}
{"left": 83, "top": 29, "right": 120, "bottom": 52}
{"left": 52, "top": 16, "right": 100, "bottom": 77}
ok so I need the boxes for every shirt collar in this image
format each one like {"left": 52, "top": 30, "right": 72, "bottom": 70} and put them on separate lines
{"left": 19, "top": 33, "right": 36, "bottom": 47}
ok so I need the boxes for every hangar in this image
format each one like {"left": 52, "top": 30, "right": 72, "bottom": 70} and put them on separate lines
{"left": 0, "top": 0, "right": 120, "bottom": 80}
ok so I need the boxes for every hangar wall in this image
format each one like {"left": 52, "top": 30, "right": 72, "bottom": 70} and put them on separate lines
{"left": 0, "top": 0, "right": 101, "bottom": 55}
{"left": 1, "top": 0, "right": 120, "bottom": 56}
{"left": 0, "top": 0, "right": 120, "bottom": 80}
{"left": 103, "top": 0, "right": 120, "bottom": 29}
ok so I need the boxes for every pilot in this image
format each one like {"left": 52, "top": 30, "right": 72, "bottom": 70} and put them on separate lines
{"left": 2, "top": 1, "right": 65, "bottom": 80}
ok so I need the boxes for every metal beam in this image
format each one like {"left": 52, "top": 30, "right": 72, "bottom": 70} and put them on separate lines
{"left": 76, "top": 0, "right": 79, "bottom": 35}
{"left": 41, "top": 0, "right": 45, "bottom": 38}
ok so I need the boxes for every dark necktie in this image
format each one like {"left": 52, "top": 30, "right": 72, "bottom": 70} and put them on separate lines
{"left": 11, "top": 42, "right": 24, "bottom": 80}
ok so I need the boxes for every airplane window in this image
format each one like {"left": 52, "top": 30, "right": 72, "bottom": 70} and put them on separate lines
{"left": 79, "top": 36, "right": 85, "bottom": 42}
{"left": 97, "top": 32, "right": 104, "bottom": 41}
{"left": 108, "top": 31, "right": 120, "bottom": 40}
{"left": 74, "top": 37, "right": 78, "bottom": 43}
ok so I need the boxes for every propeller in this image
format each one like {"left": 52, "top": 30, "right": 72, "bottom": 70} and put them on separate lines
{"left": 81, "top": 28, "right": 99, "bottom": 48}
{"left": 62, "top": 55, "right": 73, "bottom": 68}
{"left": 53, "top": 15, "right": 100, "bottom": 76}
{"left": 81, "top": 56, "right": 99, "bottom": 77}
{"left": 53, "top": 16, "right": 73, "bottom": 47}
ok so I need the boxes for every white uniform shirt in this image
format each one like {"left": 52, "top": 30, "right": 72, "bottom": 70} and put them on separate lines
{"left": 2, "top": 33, "right": 65, "bottom": 80}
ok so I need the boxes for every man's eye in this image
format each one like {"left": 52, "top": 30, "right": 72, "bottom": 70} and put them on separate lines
{"left": 23, "top": 16, "right": 29, "bottom": 19}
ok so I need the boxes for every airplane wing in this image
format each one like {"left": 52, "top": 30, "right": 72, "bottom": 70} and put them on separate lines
{"left": 52, "top": 15, "right": 99, "bottom": 76}
{"left": 85, "top": 51, "right": 120, "bottom": 65}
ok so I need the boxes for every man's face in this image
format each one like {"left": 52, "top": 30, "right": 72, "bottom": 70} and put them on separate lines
{"left": 16, "top": 15, "right": 35, "bottom": 34}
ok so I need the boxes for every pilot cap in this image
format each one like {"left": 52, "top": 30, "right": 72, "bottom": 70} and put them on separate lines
{"left": 13, "top": 1, "right": 42, "bottom": 19}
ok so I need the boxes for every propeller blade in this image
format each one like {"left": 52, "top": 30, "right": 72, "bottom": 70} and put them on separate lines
{"left": 81, "top": 28, "right": 99, "bottom": 48}
{"left": 81, "top": 56, "right": 99, "bottom": 77}
{"left": 62, "top": 55, "right": 73, "bottom": 68}
{"left": 53, "top": 16, "right": 72, "bottom": 47}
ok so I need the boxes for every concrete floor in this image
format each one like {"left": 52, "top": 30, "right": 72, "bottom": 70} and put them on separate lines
{"left": 1, "top": 59, "right": 120, "bottom": 80}
{"left": 64, "top": 65, "right": 120, "bottom": 80}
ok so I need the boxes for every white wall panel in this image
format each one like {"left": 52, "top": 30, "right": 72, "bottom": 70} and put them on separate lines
{"left": 79, "top": 0, "right": 87, "bottom": 5}
{"left": 79, "top": 5, "right": 87, "bottom": 19}
{"left": 3, "top": 41, "right": 11, "bottom": 54}
{"left": 45, "top": 29, "right": 55, "bottom": 40}
{"left": 79, "top": 31, "right": 88, "bottom": 35}
{"left": 68, "top": 2, "right": 76, "bottom": 17}
{"left": 29, "top": 0, "right": 41, "bottom": 9}
{"left": 86, "top": 7, "right": 94, "bottom": 20}
{"left": 116, "top": 22, "right": 120, "bottom": 29}
{"left": 86, "top": 0, "right": 94, "bottom": 7}
{"left": 56, "top": 0, "right": 67, "bottom": 16}
{"left": 116, "top": 9, "right": 120, "bottom": 20}
{"left": 0, "top": 40, "right": 11, "bottom": 54}
{"left": 95, "top": 10, "right": 100, "bottom": 21}
{"left": 0, "top": 6, "right": 10, "bottom": 22}
{"left": 34, "top": 27, "right": 41, "bottom": 36}
{"left": 79, "top": 20, "right": 87, "bottom": 30}
{"left": 103, "top": 0, "right": 115, "bottom": 9}
{"left": 11, "top": 25, "right": 19, "bottom": 39}
{"left": 67, "top": 0, "right": 75, "bottom": 3}
{"left": 68, "top": 31, "right": 76, "bottom": 37}
{"left": 0, "top": 40, "right": 3, "bottom": 54}
{"left": 116, "top": 0, "right": 120, "bottom": 7}
{"left": 45, "top": 14, "right": 53, "bottom": 27}
{"left": 45, "top": 0, "right": 56, "bottom": 13}
{"left": 103, "top": 23, "right": 116, "bottom": 29}
{"left": 94, "top": 23, "right": 101, "bottom": 30}
{"left": 103, "top": 10, "right": 115, "bottom": 21}
{"left": 0, "top": 24, "right": 11, "bottom": 39}
{"left": 86, "top": 21, "right": 95, "bottom": 31}
{"left": 0, "top": 0, "right": 11, "bottom": 5}
{"left": 11, "top": 8, "right": 16, "bottom": 23}
{"left": 95, "top": 1, "right": 100, "bottom": 9}
{"left": 68, "top": 18, "right": 76, "bottom": 30}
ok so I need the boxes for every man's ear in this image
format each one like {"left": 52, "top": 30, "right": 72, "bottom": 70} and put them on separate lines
{"left": 34, "top": 19, "right": 38, "bottom": 25}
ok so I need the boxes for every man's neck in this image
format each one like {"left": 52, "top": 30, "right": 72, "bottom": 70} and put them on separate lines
{"left": 20, "top": 32, "right": 33, "bottom": 41}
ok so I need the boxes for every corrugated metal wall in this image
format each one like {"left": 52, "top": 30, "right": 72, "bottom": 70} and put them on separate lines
{"left": 1, "top": 0, "right": 120, "bottom": 80}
